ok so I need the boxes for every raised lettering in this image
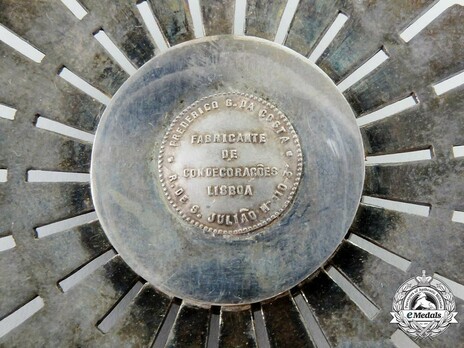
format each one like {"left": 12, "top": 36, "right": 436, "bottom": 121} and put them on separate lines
{"left": 160, "top": 93, "right": 302, "bottom": 234}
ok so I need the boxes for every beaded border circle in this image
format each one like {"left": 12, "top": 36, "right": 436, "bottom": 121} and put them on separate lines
{"left": 158, "top": 92, "right": 303, "bottom": 235}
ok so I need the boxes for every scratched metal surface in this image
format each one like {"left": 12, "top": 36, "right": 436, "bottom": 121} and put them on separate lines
{"left": 261, "top": 294, "right": 314, "bottom": 347}
{"left": 220, "top": 307, "right": 257, "bottom": 347}
{"left": 0, "top": 0, "right": 462, "bottom": 347}
{"left": 201, "top": 0, "right": 235, "bottom": 36}
{"left": 147, "top": 0, "right": 195, "bottom": 46}
{"left": 91, "top": 35, "right": 364, "bottom": 305}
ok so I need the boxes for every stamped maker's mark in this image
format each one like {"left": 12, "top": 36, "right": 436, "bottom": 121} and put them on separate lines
{"left": 158, "top": 92, "right": 303, "bottom": 235}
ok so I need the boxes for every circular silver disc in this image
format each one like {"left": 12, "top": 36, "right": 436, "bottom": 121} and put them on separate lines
{"left": 91, "top": 35, "right": 365, "bottom": 305}
{"left": 159, "top": 92, "right": 303, "bottom": 235}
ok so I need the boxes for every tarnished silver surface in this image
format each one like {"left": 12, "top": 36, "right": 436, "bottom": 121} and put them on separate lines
{"left": 0, "top": 0, "right": 462, "bottom": 346}
{"left": 159, "top": 92, "right": 303, "bottom": 235}
{"left": 91, "top": 36, "right": 364, "bottom": 304}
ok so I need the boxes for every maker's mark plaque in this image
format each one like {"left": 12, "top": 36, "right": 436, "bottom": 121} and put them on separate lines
{"left": 159, "top": 92, "right": 303, "bottom": 235}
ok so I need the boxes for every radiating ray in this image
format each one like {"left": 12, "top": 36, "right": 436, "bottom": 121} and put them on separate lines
{"left": 390, "top": 329, "right": 420, "bottom": 348}
{"left": 110, "top": 284, "right": 172, "bottom": 346}
{"left": 308, "top": 12, "right": 348, "bottom": 64}
{"left": 365, "top": 149, "right": 432, "bottom": 165}
{"left": 206, "top": 308, "right": 220, "bottom": 348}
{"left": 252, "top": 306, "right": 271, "bottom": 348}
{"left": 136, "top": 1, "right": 170, "bottom": 52}
{"left": 59, "top": 67, "right": 112, "bottom": 106}
{"left": 400, "top": 0, "right": 463, "bottom": 43}
{"left": 293, "top": 292, "right": 330, "bottom": 348}
{"left": 433, "top": 70, "right": 464, "bottom": 96}
{"left": 35, "top": 211, "right": 98, "bottom": 238}
{"left": 152, "top": 300, "right": 181, "bottom": 348}
{"left": 35, "top": 116, "right": 94, "bottom": 144}
{"left": 361, "top": 196, "right": 430, "bottom": 217}
{"left": 326, "top": 267, "right": 380, "bottom": 320}
{"left": 274, "top": 0, "right": 300, "bottom": 45}
{"left": 0, "top": 169, "right": 7, "bottom": 183}
{"left": 433, "top": 273, "right": 464, "bottom": 300}
{"left": 58, "top": 249, "right": 117, "bottom": 292}
{"left": 188, "top": 0, "right": 205, "bottom": 38}
{"left": 97, "top": 281, "right": 145, "bottom": 333}
{"left": 94, "top": 30, "right": 137, "bottom": 76}
{"left": 0, "top": 104, "right": 16, "bottom": 120}
{"left": 337, "top": 49, "right": 389, "bottom": 92}
{"left": 234, "top": 0, "right": 247, "bottom": 35}
{"left": 27, "top": 170, "right": 90, "bottom": 183}
{"left": 60, "top": 0, "right": 88, "bottom": 20}
{"left": 0, "top": 24, "right": 45, "bottom": 63}
{"left": 164, "top": 303, "right": 210, "bottom": 348}
{"left": 0, "top": 297, "right": 44, "bottom": 339}
{"left": 261, "top": 295, "right": 314, "bottom": 347}
{"left": 357, "top": 95, "right": 418, "bottom": 127}
{"left": 0, "top": 235, "right": 16, "bottom": 252}
{"left": 347, "top": 234, "right": 411, "bottom": 272}
{"left": 219, "top": 308, "right": 257, "bottom": 347}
